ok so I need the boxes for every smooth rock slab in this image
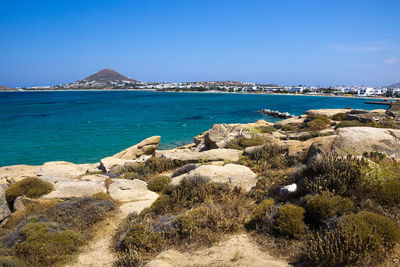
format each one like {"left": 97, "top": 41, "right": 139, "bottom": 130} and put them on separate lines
{"left": 37, "top": 161, "right": 99, "bottom": 184}
{"left": 332, "top": 127, "right": 400, "bottom": 159}
{"left": 0, "top": 165, "right": 41, "bottom": 184}
{"left": 100, "top": 155, "right": 151, "bottom": 173}
{"left": 109, "top": 179, "right": 159, "bottom": 203}
{"left": 43, "top": 180, "right": 106, "bottom": 199}
{"left": 155, "top": 149, "right": 243, "bottom": 163}
{"left": 171, "top": 164, "right": 257, "bottom": 192}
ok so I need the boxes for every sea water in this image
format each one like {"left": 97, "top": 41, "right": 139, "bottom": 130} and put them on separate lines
{"left": 0, "top": 91, "right": 387, "bottom": 166}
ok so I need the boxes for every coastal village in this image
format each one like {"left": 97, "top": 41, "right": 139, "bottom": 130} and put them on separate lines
{"left": 3, "top": 69, "right": 400, "bottom": 98}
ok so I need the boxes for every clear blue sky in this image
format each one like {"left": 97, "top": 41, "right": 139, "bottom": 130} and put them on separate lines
{"left": 1, "top": 0, "right": 399, "bottom": 87}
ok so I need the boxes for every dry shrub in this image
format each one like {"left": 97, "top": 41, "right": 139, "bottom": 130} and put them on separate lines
{"left": 118, "top": 224, "right": 162, "bottom": 254}
{"left": 335, "top": 120, "right": 363, "bottom": 128}
{"left": 172, "top": 163, "right": 198, "bottom": 177}
{"left": 299, "top": 154, "right": 367, "bottom": 197}
{"left": 121, "top": 158, "right": 183, "bottom": 180}
{"left": 377, "top": 178, "right": 400, "bottom": 206}
{"left": 113, "top": 249, "right": 143, "bottom": 267}
{"left": 305, "top": 228, "right": 376, "bottom": 266}
{"left": 244, "top": 144, "right": 292, "bottom": 171}
{"left": 47, "top": 197, "right": 116, "bottom": 237}
{"left": 0, "top": 256, "right": 26, "bottom": 267}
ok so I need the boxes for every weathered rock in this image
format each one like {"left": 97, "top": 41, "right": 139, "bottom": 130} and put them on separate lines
{"left": 171, "top": 164, "right": 257, "bottom": 192}
{"left": 155, "top": 148, "right": 243, "bottom": 163}
{"left": 204, "top": 124, "right": 249, "bottom": 149}
{"left": 0, "top": 165, "right": 41, "bottom": 184}
{"left": 273, "top": 117, "right": 305, "bottom": 129}
{"left": 43, "top": 180, "right": 106, "bottom": 199}
{"left": 280, "top": 183, "right": 297, "bottom": 193}
{"left": 13, "top": 196, "right": 26, "bottom": 212}
{"left": 37, "top": 161, "right": 99, "bottom": 184}
{"left": 306, "top": 109, "right": 350, "bottom": 118}
{"left": 108, "top": 179, "right": 159, "bottom": 216}
{"left": 113, "top": 136, "right": 161, "bottom": 160}
{"left": 332, "top": 127, "right": 400, "bottom": 159}
{"left": 0, "top": 185, "right": 11, "bottom": 225}
{"left": 109, "top": 179, "right": 158, "bottom": 202}
{"left": 307, "top": 135, "right": 336, "bottom": 160}
{"left": 80, "top": 174, "right": 109, "bottom": 182}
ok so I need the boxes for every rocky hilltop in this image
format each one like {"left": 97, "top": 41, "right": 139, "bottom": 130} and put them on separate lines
{"left": 0, "top": 107, "right": 400, "bottom": 266}
{"left": 82, "top": 69, "right": 138, "bottom": 83}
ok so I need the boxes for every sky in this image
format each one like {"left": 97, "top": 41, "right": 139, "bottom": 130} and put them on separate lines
{"left": 0, "top": 0, "right": 399, "bottom": 87}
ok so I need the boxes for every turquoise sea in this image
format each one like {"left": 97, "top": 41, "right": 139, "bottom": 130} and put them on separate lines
{"left": 0, "top": 91, "right": 387, "bottom": 166}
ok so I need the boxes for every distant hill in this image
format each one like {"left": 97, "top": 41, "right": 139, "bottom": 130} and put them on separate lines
{"left": 388, "top": 82, "right": 400, "bottom": 88}
{"left": 82, "top": 69, "right": 138, "bottom": 83}
{"left": 0, "top": 86, "right": 13, "bottom": 91}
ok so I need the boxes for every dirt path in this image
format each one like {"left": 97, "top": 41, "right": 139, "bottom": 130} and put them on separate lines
{"left": 64, "top": 212, "right": 125, "bottom": 267}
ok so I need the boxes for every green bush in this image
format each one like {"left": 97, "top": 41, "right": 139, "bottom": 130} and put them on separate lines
{"left": 275, "top": 204, "right": 306, "bottom": 239}
{"left": 282, "top": 124, "right": 295, "bottom": 131}
{"left": 119, "top": 224, "right": 162, "bottom": 254}
{"left": 377, "top": 178, "right": 400, "bottom": 206}
{"left": 339, "top": 211, "right": 400, "bottom": 249}
{"left": 332, "top": 112, "right": 348, "bottom": 121}
{"left": 305, "top": 115, "right": 330, "bottom": 131}
{"left": 336, "top": 120, "right": 363, "bottom": 128}
{"left": 252, "top": 125, "right": 277, "bottom": 134}
{"left": 226, "top": 137, "right": 266, "bottom": 150}
{"left": 147, "top": 176, "right": 172, "bottom": 192}
{"left": 175, "top": 205, "right": 208, "bottom": 237}
{"left": 6, "top": 177, "right": 53, "bottom": 206}
{"left": 250, "top": 199, "right": 275, "bottom": 222}
{"left": 305, "top": 191, "right": 354, "bottom": 224}
{"left": 15, "top": 222, "right": 80, "bottom": 266}
{"left": 305, "top": 228, "right": 376, "bottom": 266}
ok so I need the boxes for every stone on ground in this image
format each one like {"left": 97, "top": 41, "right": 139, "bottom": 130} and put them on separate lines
{"left": 172, "top": 164, "right": 257, "bottom": 192}
{"left": 0, "top": 185, "right": 11, "bottom": 225}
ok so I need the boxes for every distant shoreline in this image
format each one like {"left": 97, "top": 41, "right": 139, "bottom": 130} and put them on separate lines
{"left": 1, "top": 88, "right": 396, "bottom": 101}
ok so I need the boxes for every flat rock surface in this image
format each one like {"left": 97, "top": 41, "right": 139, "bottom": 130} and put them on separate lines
{"left": 155, "top": 148, "right": 243, "bottom": 163}
{"left": 0, "top": 165, "right": 41, "bottom": 184}
{"left": 43, "top": 180, "right": 106, "bottom": 199}
{"left": 306, "top": 108, "right": 350, "bottom": 117}
{"left": 172, "top": 164, "right": 257, "bottom": 192}
{"left": 37, "top": 161, "right": 98, "bottom": 183}
{"left": 109, "top": 179, "right": 159, "bottom": 203}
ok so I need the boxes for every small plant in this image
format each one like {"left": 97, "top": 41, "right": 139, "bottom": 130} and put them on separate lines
{"left": 275, "top": 204, "right": 306, "bottom": 239}
{"left": 0, "top": 256, "right": 26, "bottom": 267}
{"left": 305, "top": 115, "right": 331, "bottom": 132}
{"left": 172, "top": 163, "right": 198, "bottom": 177}
{"left": 248, "top": 144, "right": 292, "bottom": 170}
{"left": 147, "top": 176, "right": 172, "bottom": 192}
{"left": 149, "top": 194, "right": 171, "bottom": 214}
{"left": 305, "top": 191, "right": 354, "bottom": 224}
{"left": 377, "top": 178, "right": 400, "bottom": 206}
{"left": 6, "top": 177, "right": 53, "bottom": 206}
{"left": 251, "top": 125, "right": 277, "bottom": 134}
{"left": 250, "top": 198, "right": 275, "bottom": 222}
{"left": 332, "top": 112, "right": 348, "bottom": 121}
{"left": 119, "top": 224, "right": 162, "bottom": 254}
{"left": 282, "top": 124, "right": 295, "bottom": 131}
{"left": 226, "top": 137, "right": 266, "bottom": 150}
{"left": 113, "top": 249, "right": 143, "bottom": 267}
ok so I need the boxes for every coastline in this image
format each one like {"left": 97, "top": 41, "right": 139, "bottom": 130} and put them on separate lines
{"left": 0, "top": 88, "right": 396, "bottom": 100}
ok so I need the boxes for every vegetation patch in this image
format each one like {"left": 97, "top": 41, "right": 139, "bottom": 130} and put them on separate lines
{"left": 305, "top": 191, "right": 354, "bottom": 224}
{"left": 121, "top": 158, "right": 183, "bottom": 181}
{"left": 336, "top": 120, "right": 363, "bottom": 128}
{"left": 250, "top": 125, "right": 277, "bottom": 134}
{"left": 147, "top": 176, "right": 172, "bottom": 192}
{"left": 275, "top": 204, "right": 306, "bottom": 239}
{"left": 332, "top": 112, "right": 348, "bottom": 121}
{"left": 5, "top": 177, "right": 53, "bottom": 207}
{"left": 226, "top": 136, "right": 266, "bottom": 150}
